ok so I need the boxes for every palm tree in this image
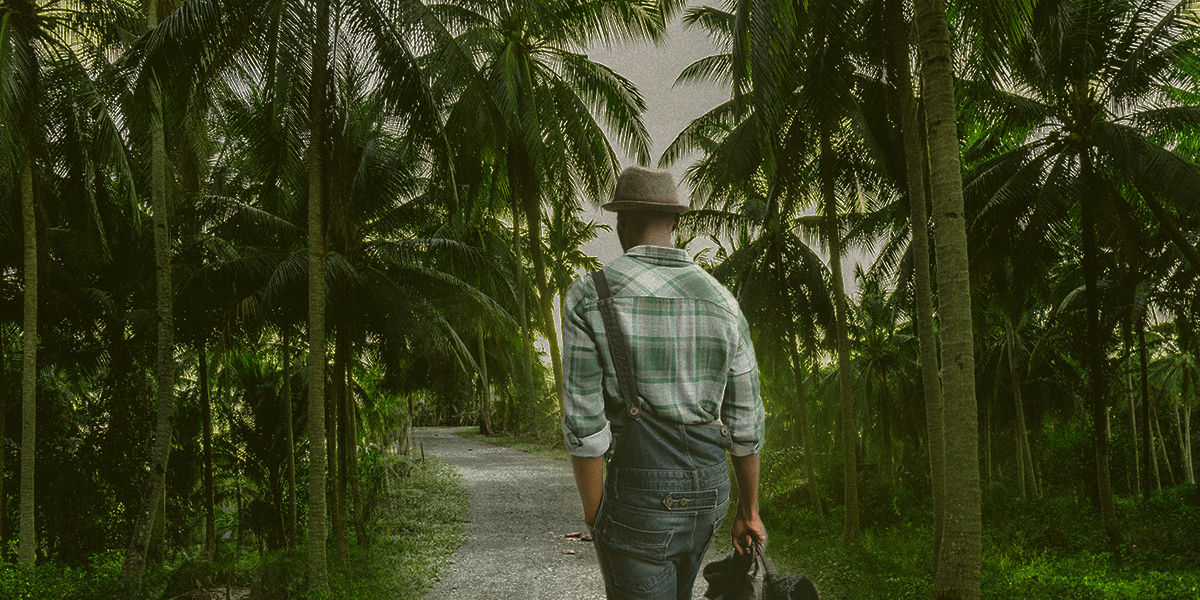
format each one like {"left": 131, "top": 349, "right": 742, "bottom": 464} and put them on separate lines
{"left": 679, "top": 172, "right": 836, "bottom": 515}
{"left": 961, "top": 0, "right": 1200, "bottom": 549}
{"left": 116, "top": 0, "right": 180, "bottom": 590}
{"left": 881, "top": 0, "right": 946, "bottom": 562}
{"left": 303, "top": 0, "right": 332, "bottom": 586}
{"left": 912, "top": 0, "right": 982, "bottom": 596}
{"left": 1, "top": 0, "right": 140, "bottom": 567}
{"left": 668, "top": 0, "right": 886, "bottom": 544}
{"left": 434, "top": 0, "right": 677, "bottom": 407}
{"left": 849, "top": 266, "right": 919, "bottom": 486}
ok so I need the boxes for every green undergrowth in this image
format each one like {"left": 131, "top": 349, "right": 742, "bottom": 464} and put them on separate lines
{"left": 266, "top": 456, "right": 468, "bottom": 600}
{"left": 0, "top": 456, "right": 467, "bottom": 600}
{"left": 757, "top": 483, "right": 1200, "bottom": 600}
{"left": 455, "top": 427, "right": 571, "bottom": 461}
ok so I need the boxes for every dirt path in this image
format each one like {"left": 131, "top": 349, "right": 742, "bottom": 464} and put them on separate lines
{"left": 418, "top": 427, "right": 726, "bottom": 599}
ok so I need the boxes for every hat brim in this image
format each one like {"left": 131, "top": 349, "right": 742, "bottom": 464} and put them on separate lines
{"left": 601, "top": 200, "right": 689, "bottom": 214}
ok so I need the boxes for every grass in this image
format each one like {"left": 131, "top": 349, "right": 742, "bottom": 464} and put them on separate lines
{"left": 0, "top": 455, "right": 468, "bottom": 600}
{"left": 454, "top": 427, "right": 571, "bottom": 461}
{"left": 280, "top": 455, "right": 469, "bottom": 600}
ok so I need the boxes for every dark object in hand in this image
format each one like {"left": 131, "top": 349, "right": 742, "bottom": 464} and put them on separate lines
{"left": 703, "top": 543, "right": 819, "bottom": 600}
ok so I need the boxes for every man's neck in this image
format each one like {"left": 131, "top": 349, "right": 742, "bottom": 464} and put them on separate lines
{"left": 632, "top": 232, "right": 674, "bottom": 249}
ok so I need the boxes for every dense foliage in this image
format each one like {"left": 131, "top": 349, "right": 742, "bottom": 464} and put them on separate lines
{"left": 0, "top": 0, "right": 1197, "bottom": 598}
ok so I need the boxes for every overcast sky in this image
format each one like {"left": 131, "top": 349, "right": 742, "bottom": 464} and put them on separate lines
{"left": 578, "top": 5, "right": 871, "bottom": 292}
{"left": 580, "top": 5, "right": 729, "bottom": 265}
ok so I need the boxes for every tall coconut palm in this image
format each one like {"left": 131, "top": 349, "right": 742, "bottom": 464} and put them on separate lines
{"left": 116, "top": 0, "right": 180, "bottom": 590}
{"left": 1, "top": 0, "right": 139, "bottom": 567}
{"left": 912, "top": 0, "right": 982, "bottom": 596}
{"left": 880, "top": 0, "right": 946, "bottom": 563}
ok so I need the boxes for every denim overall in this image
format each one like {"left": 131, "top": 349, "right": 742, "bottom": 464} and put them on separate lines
{"left": 590, "top": 270, "right": 733, "bottom": 599}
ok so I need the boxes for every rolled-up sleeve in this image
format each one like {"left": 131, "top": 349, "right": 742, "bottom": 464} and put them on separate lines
{"left": 722, "top": 311, "right": 764, "bottom": 456}
{"left": 560, "top": 278, "right": 611, "bottom": 457}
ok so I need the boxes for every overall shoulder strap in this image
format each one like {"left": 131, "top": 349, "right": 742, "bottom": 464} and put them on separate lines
{"left": 591, "top": 270, "right": 642, "bottom": 418}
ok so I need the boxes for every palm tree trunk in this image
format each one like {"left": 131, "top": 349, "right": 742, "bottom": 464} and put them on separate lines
{"left": 1079, "top": 154, "right": 1121, "bottom": 548}
{"left": 1183, "top": 401, "right": 1194, "bottom": 485}
{"left": 1153, "top": 402, "right": 1175, "bottom": 484}
{"left": 1140, "top": 323, "right": 1161, "bottom": 493}
{"left": 19, "top": 148, "right": 37, "bottom": 568}
{"left": 120, "top": 2, "right": 178, "bottom": 588}
{"left": 326, "top": 355, "right": 338, "bottom": 510}
{"left": 1173, "top": 402, "right": 1187, "bottom": 484}
{"left": 912, "top": 0, "right": 982, "bottom": 596}
{"left": 346, "top": 352, "right": 365, "bottom": 548}
{"left": 508, "top": 189, "right": 534, "bottom": 434}
{"left": 525, "top": 200, "right": 564, "bottom": 408}
{"left": 200, "top": 343, "right": 215, "bottom": 560}
{"left": 478, "top": 328, "right": 493, "bottom": 436}
{"left": 305, "top": 0, "right": 332, "bottom": 588}
{"left": 885, "top": 0, "right": 947, "bottom": 568}
{"left": 1122, "top": 322, "right": 1141, "bottom": 495}
{"left": 0, "top": 325, "right": 7, "bottom": 555}
{"left": 819, "top": 133, "right": 859, "bottom": 545}
{"left": 282, "top": 329, "right": 298, "bottom": 547}
{"left": 1007, "top": 325, "right": 1038, "bottom": 497}
{"left": 789, "top": 337, "right": 822, "bottom": 514}
{"left": 149, "top": 487, "right": 166, "bottom": 561}
{"left": 331, "top": 331, "right": 348, "bottom": 568}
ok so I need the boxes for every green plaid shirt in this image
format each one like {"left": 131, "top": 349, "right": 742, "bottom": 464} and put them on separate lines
{"left": 560, "top": 244, "right": 764, "bottom": 458}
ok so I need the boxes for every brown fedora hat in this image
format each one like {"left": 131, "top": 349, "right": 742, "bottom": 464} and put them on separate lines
{"left": 601, "top": 166, "right": 689, "bottom": 214}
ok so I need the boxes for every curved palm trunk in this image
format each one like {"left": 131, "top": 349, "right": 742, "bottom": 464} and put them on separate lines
{"left": 1152, "top": 400, "right": 1175, "bottom": 483}
{"left": 883, "top": 0, "right": 945, "bottom": 566}
{"left": 1080, "top": 155, "right": 1121, "bottom": 548}
{"left": 508, "top": 189, "right": 534, "bottom": 433}
{"left": 1172, "top": 401, "right": 1188, "bottom": 484}
{"left": 305, "top": 0, "right": 332, "bottom": 589}
{"left": 282, "top": 329, "right": 298, "bottom": 547}
{"left": 819, "top": 134, "right": 859, "bottom": 545}
{"left": 19, "top": 149, "right": 37, "bottom": 567}
{"left": 1006, "top": 324, "right": 1038, "bottom": 497}
{"left": 913, "top": 0, "right": 982, "bottom": 596}
{"left": 200, "top": 344, "right": 215, "bottom": 559}
{"left": 1183, "top": 394, "right": 1194, "bottom": 485}
{"left": 789, "top": 337, "right": 822, "bottom": 514}
{"left": 344, "top": 347, "right": 366, "bottom": 548}
{"left": 478, "top": 327, "right": 494, "bottom": 436}
{"left": 525, "top": 200, "right": 564, "bottom": 409}
{"left": 120, "top": 2, "right": 178, "bottom": 588}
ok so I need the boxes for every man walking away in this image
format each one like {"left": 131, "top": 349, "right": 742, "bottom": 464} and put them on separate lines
{"left": 561, "top": 166, "right": 767, "bottom": 599}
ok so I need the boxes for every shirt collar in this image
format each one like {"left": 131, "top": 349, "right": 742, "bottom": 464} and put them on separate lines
{"left": 625, "top": 244, "right": 693, "bottom": 266}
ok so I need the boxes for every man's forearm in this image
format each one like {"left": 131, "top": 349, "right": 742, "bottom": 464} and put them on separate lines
{"left": 571, "top": 455, "right": 605, "bottom": 525}
{"left": 732, "top": 452, "right": 760, "bottom": 517}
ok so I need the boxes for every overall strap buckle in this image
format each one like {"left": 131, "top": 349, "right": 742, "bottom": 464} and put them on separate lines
{"left": 592, "top": 269, "right": 643, "bottom": 420}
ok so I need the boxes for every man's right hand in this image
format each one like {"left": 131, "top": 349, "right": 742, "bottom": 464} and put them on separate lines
{"left": 730, "top": 452, "right": 764, "bottom": 555}
{"left": 731, "top": 512, "right": 766, "bottom": 555}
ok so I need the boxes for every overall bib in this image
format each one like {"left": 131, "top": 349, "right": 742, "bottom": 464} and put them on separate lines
{"left": 590, "top": 270, "right": 733, "bottom": 599}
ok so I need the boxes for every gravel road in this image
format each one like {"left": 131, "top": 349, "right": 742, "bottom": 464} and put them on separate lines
{"left": 418, "top": 427, "right": 728, "bottom": 599}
